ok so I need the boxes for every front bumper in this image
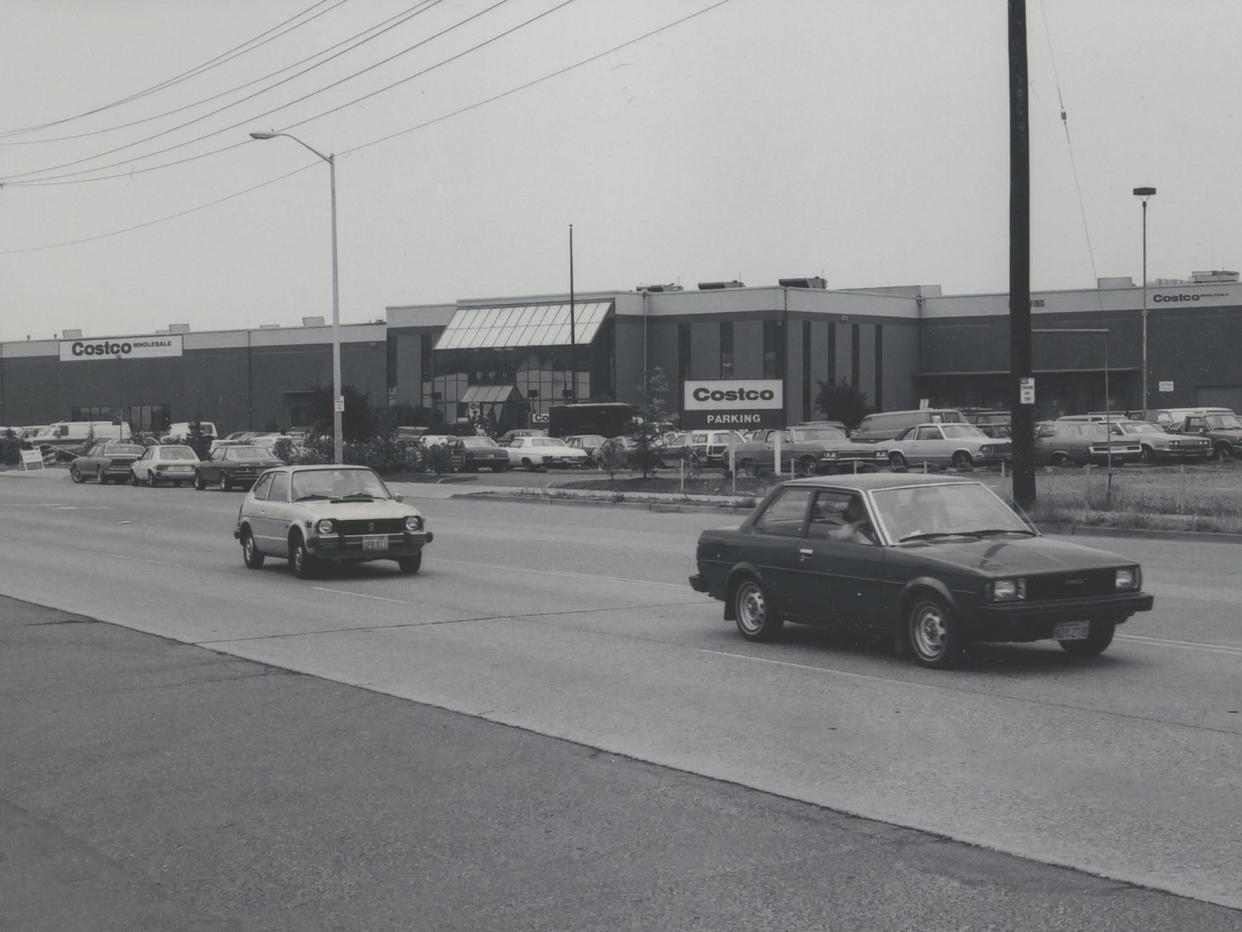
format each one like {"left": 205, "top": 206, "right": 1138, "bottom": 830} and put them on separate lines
{"left": 309, "top": 530, "right": 433, "bottom": 561}
{"left": 689, "top": 573, "right": 708, "bottom": 593}
{"left": 964, "top": 591, "right": 1154, "bottom": 642}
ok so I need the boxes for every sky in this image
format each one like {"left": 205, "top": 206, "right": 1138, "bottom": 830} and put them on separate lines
{"left": 1, "top": 0, "right": 1240, "bottom": 342}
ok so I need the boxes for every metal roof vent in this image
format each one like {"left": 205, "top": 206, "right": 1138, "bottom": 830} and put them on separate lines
{"left": 778, "top": 276, "right": 827, "bottom": 289}
{"left": 168, "top": 323, "right": 190, "bottom": 333}
{"left": 697, "top": 280, "right": 745, "bottom": 290}
{"left": 636, "top": 283, "right": 684, "bottom": 293}
{"left": 62, "top": 328, "right": 83, "bottom": 339}
{"left": 302, "top": 315, "right": 325, "bottom": 326}
{"left": 259, "top": 324, "right": 280, "bottom": 329}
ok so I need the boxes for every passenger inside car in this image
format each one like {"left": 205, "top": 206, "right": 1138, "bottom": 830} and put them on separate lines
{"left": 807, "top": 492, "right": 877, "bottom": 544}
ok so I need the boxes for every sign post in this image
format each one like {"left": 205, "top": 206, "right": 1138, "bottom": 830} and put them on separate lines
{"left": 1019, "top": 377, "right": 1035, "bottom": 405}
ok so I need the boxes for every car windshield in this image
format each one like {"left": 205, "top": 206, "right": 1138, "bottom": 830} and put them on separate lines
{"left": 161, "top": 447, "right": 198, "bottom": 460}
{"left": 794, "top": 427, "right": 847, "bottom": 442}
{"left": 106, "top": 444, "right": 144, "bottom": 455}
{"left": 291, "top": 468, "right": 390, "bottom": 501}
{"left": 1119, "top": 422, "right": 1160, "bottom": 434}
{"left": 533, "top": 438, "right": 568, "bottom": 448}
{"left": 940, "top": 424, "right": 987, "bottom": 438}
{"left": 871, "top": 482, "right": 1032, "bottom": 542}
{"left": 1205, "top": 415, "right": 1242, "bottom": 429}
{"left": 461, "top": 437, "right": 499, "bottom": 448}
{"left": 228, "top": 446, "right": 273, "bottom": 458}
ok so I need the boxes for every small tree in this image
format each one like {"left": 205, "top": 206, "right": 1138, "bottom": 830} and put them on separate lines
{"left": 595, "top": 437, "right": 628, "bottom": 478}
{"left": 814, "top": 379, "right": 872, "bottom": 430}
{"left": 626, "top": 365, "right": 675, "bottom": 479}
{"left": 307, "top": 385, "right": 381, "bottom": 443}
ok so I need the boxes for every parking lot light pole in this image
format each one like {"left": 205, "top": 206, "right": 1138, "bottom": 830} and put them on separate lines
{"left": 249, "top": 131, "right": 343, "bottom": 465}
{"left": 1133, "top": 186, "right": 1156, "bottom": 417}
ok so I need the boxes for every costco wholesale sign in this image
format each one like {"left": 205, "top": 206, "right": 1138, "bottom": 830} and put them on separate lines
{"left": 683, "top": 379, "right": 784, "bottom": 428}
{"left": 59, "top": 335, "right": 183, "bottom": 362}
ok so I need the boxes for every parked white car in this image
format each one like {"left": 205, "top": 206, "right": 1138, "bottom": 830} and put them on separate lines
{"left": 129, "top": 444, "right": 200, "bottom": 486}
{"left": 884, "top": 423, "right": 1012, "bottom": 470}
{"left": 161, "top": 421, "right": 218, "bottom": 442}
{"left": 503, "top": 436, "right": 591, "bottom": 470}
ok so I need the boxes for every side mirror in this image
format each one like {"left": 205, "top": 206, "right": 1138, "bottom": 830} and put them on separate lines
{"left": 392, "top": 493, "right": 404, "bottom": 503}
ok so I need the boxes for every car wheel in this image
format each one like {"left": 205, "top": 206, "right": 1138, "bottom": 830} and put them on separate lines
{"left": 1059, "top": 621, "right": 1115, "bottom": 656}
{"left": 738, "top": 459, "right": 758, "bottom": 478}
{"left": 1050, "top": 452, "right": 1071, "bottom": 468}
{"left": 906, "top": 594, "right": 963, "bottom": 669}
{"left": 888, "top": 452, "right": 907, "bottom": 470}
{"left": 796, "top": 455, "right": 818, "bottom": 477}
{"left": 96, "top": 467, "right": 107, "bottom": 484}
{"left": 397, "top": 553, "right": 422, "bottom": 575}
{"left": 1215, "top": 443, "right": 1233, "bottom": 462}
{"left": 241, "top": 529, "right": 265, "bottom": 569}
{"left": 522, "top": 458, "right": 536, "bottom": 471}
{"left": 70, "top": 466, "right": 84, "bottom": 483}
{"left": 146, "top": 473, "right": 156, "bottom": 487}
{"left": 1139, "top": 445, "right": 1156, "bottom": 465}
{"left": 732, "top": 576, "right": 783, "bottom": 642}
{"left": 219, "top": 474, "right": 231, "bottom": 491}
{"left": 951, "top": 451, "right": 973, "bottom": 470}
{"left": 194, "top": 473, "right": 205, "bottom": 491}
{"left": 289, "top": 533, "right": 316, "bottom": 579}
{"left": 129, "top": 471, "right": 139, "bottom": 486}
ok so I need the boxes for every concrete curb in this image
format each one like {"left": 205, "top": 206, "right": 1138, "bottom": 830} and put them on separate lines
{"left": 450, "top": 489, "right": 756, "bottom": 514}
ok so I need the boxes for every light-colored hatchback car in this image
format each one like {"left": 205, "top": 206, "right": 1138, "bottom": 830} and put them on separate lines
{"left": 234, "top": 465, "right": 433, "bottom": 579}
{"left": 130, "top": 444, "right": 200, "bottom": 486}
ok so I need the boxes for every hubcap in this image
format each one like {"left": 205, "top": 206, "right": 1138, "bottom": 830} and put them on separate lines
{"left": 294, "top": 546, "right": 303, "bottom": 571}
{"left": 912, "top": 603, "right": 947, "bottom": 659}
{"left": 737, "top": 583, "right": 765, "bottom": 634}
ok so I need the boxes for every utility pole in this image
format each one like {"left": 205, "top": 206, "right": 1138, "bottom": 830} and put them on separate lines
{"left": 1008, "top": 0, "right": 1036, "bottom": 510}
{"left": 569, "top": 223, "right": 577, "bottom": 404}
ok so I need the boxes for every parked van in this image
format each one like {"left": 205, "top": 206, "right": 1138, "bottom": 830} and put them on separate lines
{"left": 851, "top": 408, "right": 965, "bottom": 443}
{"left": 162, "top": 421, "right": 219, "bottom": 442}
{"left": 31, "top": 420, "right": 131, "bottom": 448}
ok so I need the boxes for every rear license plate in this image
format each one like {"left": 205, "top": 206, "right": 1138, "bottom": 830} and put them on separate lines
{"left": 361, "top": 535, "right": 388, "bottom": 551}
{"left": 1053, "top": 621, "right": 1090, "bottom": 641}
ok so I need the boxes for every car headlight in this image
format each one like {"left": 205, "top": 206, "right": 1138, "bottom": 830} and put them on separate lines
{"left": 822, "top": 450, "right": 838, "bottom": 458}
{"left": 979, "top": 445, "right": 993, "bottom": 455}
{"left": 404, "top": 515, "right": 423, "bottom": 532}
{"left": 989, "top": 578, "right": 1026, "bottom": 601}
{"left": 1115, "top": 567, "right": 1139, "bottom": 591}
{"left": 316, "top": 519, "right": 335, "bottom": 535}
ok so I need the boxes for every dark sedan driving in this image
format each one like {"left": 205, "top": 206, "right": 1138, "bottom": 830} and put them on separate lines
{"left": 690, "top": 474, "right": 1153, "bottom": 668}
{"left": 194, "top": 445, "right": 283, "bottom": 491}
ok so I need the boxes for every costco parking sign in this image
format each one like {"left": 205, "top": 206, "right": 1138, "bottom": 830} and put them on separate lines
{"left": 683, "top": 378, "right": 784, "bottom": 428}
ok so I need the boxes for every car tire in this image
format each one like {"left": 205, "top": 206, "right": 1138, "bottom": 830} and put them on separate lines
{"left": 522, "top": 458, "right": 536, "bottom": 472}
{"left": 96, "top": 467, "right": 107, "bottom": 484}
{"left": 796, "top": 455, "right": 818, "bottom": 477}
{"left": 397, "top": 553, "right": 422, "bottom": 575}
{"left": 732, "top": 576, "right": 783, "bottom": 642}
{"left": 241, "top": 529, "right": 265, "bottom": 569}
{"left": 1050, "top": 452, "right": 1072, "bottom": 468}
{"left": 1059, "top": 621, "right": 1115, "bottom": 656}
{"left": 1215, "top": 443, "right": 1232, "bottom": 462}
{"left": 146, "top": 474, "right": 156, "bottom": 487}
{"left": 951, "top": 451, "right": 973, "bottom": 470}
{"left": 888, "top": 452, "right": 907, "bottom": 470}
{"left": 289, "top": 533, "right": 316, "bottom": 580}
{"left": 129, "top": 471, "right": 139, "bottom": 486}
{"left": 1139, "top": 445, "right": 1156, "bottom": 465}
{"left": 70, "top": 466, "right": 84, "bottom": 483}
{"left": 739, "top": 459, "right": 759, "bottom": 478}
{"left": 194, "top": 474, "right": 205, "bottom": 491}
{"left": 906, "top": 593, "right": 963, "bottom": 669}
{"left": 219, "top": 474, "right": 231, "bottom": 491}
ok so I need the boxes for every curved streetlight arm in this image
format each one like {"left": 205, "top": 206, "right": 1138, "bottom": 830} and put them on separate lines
{"left": 249, "top": 131, "right": 331, "bottom": 165}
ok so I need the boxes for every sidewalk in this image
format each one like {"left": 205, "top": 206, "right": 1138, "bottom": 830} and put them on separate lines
{"left": 0, "top": 465, "right": 67, "bottom": 479}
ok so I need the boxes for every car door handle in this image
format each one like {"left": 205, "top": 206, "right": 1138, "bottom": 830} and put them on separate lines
{"left": 799, "top": 548, "right": 814, "bottom": 556}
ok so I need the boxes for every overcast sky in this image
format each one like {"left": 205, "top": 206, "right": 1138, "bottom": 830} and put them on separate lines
{"left": 1, "top": 0, "right": 1238, "bottom": 342}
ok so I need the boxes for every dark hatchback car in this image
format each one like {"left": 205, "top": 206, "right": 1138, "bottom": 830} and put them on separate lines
{"left": 689, "top": 474, "right": 1153, "bottom": 668}
{"left": 444, "top": 436, "right": 510, "bottom": 472}
{"left": 194, "top": 444, "right": 283, "bottom": 491}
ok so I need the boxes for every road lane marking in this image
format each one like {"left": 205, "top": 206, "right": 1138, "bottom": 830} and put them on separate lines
{"left": 1116, "top": 633, "right": 1242, "bottom": 656}
{"left": 436, "top": 557, "right": 690, "bottom": 591}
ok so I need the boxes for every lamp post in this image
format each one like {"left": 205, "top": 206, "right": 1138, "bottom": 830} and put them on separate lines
{"left": 249, "top": 131, "right": 343, "bottom": 465}
{"left": 1133, "top": 186, "right": 1156, "bottom": 417}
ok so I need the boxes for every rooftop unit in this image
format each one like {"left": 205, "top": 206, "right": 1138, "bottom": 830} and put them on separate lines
{"left": 697, "top": 280, "right": 745, "bottom": 290}
{"left": 302, "top": 315, "right": 325, "bottom": 326}
{"left": 1191, "top": 270, "right": 1239, "bottom": 283}
{"left": 778, "top": 276, "right": 827, "bottom": 289}
{"left": 62, "top": 328, "right": 83, "bottom": 339}
{"left": 635, "top": 283, "right": 683, "bottom": 293}
{"left": 168, "top": 323, "right": 190, "bottom": 333}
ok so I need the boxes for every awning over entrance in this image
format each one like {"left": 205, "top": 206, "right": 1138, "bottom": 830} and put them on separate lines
{"left": 434, "top": 301, "right": 611, "bottom": 350}
{"left": 460, "top": 384, "right": 523, "bottom": 404}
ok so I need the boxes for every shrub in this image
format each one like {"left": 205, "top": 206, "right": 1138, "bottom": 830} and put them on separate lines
{"left": 595, "top": 438, "right": 628, "bottom": 478}
{"left": 0, "top": 432, "right": 20, "bottom": 466}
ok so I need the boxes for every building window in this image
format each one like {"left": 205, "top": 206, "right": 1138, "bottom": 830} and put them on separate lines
{"left": 386, "top": 333, "right": 398, "bottom": 390}
{"left": 763, "top": 320, "right": 784, "bottom": 379}
{"left": 71, "top": 406, "right": 111, "bottom": 421}
{"left": 720, "top": 321, "right": 734, "bottom": 378}
{"left": 827, "top": 322, "right": 836, "bottom": 384}
{"left": 678, "top": 323, "right": 692, "bottom": 382}
{"left": 874, "top": 325, "right": 884, "bottom": 410}
{"left": 802, "top": 321, "right": 812, "bottom": 419}
{"left": 421, "top": 333, "right": 434, "bottom": 380}
{"left": 126, "top": 404, "right": 171, "bottom": 433}
{"left": 850, "top": 323, "right": 860, "bottom": 388}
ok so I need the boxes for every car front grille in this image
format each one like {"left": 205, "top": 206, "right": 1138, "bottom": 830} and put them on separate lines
{"left": 334, "top": 518, "right": 408, "bottom": 536}
{"left": 1026, "top": 570, "right": 1115, "bottom": 601}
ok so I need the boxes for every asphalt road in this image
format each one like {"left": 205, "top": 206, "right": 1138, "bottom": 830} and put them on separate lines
{"left": 2, "top": 470, "right": 1240, "bottom": 920}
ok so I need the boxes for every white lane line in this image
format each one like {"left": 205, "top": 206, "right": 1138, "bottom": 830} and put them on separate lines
{"left": 0, "top": 503, "right": 113, "bottom": 509}
{"left": 698, "top": 647, "right": 940, "bottom": 688}
{"left": 311, "top": 587, "right": 418, "bottom": 606}
{"left": 1116, "top": 633, "right": 1242, "bottom": 656}
{"left": 437, "top": 557, "right": 691, "bottom": 591}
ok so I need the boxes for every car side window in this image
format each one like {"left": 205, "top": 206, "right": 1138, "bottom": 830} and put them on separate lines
{"left": 915, "top": 426, "right": 940, "bottom": 440}
{"left": 807, "top": 491, "right": 877, "bottom": 544}
{"left": 252, "top": 474, "right": 274, "bottom": 500}
{"left": 266, "top": 473, "right": 289, "bottom": 502}
{"left": 752, "top": 488, "right": 815, "bottom": 537}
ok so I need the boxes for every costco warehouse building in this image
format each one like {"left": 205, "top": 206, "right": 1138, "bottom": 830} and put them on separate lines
{"left": 2, "top": 272, "right": 1240, "bottom": 433}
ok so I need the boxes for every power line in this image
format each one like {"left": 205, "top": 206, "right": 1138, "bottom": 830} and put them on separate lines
{"left": 0, "top": 0, "right": 441, "bottom": 147}
{"left": 0, "top": 0, "right": 735, "bottom": 254}
{"left": 0, "top": 0, "right": 342, "bottom": 140}
{"left": 3, "top": 0, "right": 518, "bottom": 185}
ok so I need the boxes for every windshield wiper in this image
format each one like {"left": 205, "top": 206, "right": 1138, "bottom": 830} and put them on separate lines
{"left": 294, "top": 494, "right": 330, "bottom": 502}
{"left": 972, "top": 528, "right": 1037, "bottom": 537}
{"left": 330, "top": 493, "right": 376, "bottom": 502}
{"left": 898, "top": 531, "right": 980, "bottom": 542}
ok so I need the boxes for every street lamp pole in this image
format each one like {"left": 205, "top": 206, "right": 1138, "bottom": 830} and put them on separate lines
{"left": 1133, "top": 186, "right": 1156, "bottom": 416}
{"left": 250, "top": 131, "right": 343, "bottom": 465}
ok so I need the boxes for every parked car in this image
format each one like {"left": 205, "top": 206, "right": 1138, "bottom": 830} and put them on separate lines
{"left": 443, "top": 436, "right": 510, "bottom": 472}
{"left": 1109, "top": 419, "right": 1210, "bottom": 463}
{"left": 161, "top": 421, "right": 218, "bottom": 442}
{"left": 234, "top": 465, "right": 433, "bottom": 579}
{"left": 563, "top": 434, "right": 607, "bottom": 461}
{"left": 497, "top": 428, "right": 547, "bottom": 445}
{"left": 68, "top": 441, "right": 146, "bottom": 484}
{"left": 129, "top": 444, "right": 200, "bottom": 486}
{"left": 884, "top": 423, "right": 1012, "bottom": 470}
{"left": 194, "top": 444, "right": 283, "bottom": 490}
{"left": 795, "top": 419, "right": 849, "bottom": 433}
{"left": 689, "top": 474, "right": 1153, "bottom": 668}
{"left": 962, "top": 409, "right": 1012, "bottom": 438}
{"left": 1034, "top": 419, "right": 1142, "bottom": 467}
{"left": 1167, "top": 411, "right": 1242, "bottom": 461}
{"left": 851, "top": 408, "right": 965, "bottom": 443}
{"left": 728, "top": 426, "right": 888, "bottom": 476}
{"left": 1144, "top": 406, "right": 1232, "bottom": 429}
{"left": 687, "top": 429, "right": 748, "bottom": 466}
{"left": 503, "top": 435, "right": 591, "bottom": 470}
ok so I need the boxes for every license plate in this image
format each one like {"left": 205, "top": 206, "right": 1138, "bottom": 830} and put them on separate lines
{"left": 1053, "top": 621, "right": 1090, "bottom": 641}
{"left": 361, "top": 535, "right": 388, "bottom": 551}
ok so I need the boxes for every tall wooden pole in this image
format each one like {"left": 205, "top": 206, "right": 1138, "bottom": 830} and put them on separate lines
{"left": 569, "top": 223, "right": 577, "bottom": 404}
{"left": 1008, "top": 0, "right": 1036, "bottom": 509}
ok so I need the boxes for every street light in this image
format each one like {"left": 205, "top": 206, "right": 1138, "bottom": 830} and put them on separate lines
{"left": 1133, "top": 186, "right": 1156, "bottom": 417}
{"left": 249, "top": 130, "right": 343, "bottom": 465}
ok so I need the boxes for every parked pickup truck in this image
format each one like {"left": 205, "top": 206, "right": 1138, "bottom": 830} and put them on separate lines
{"left": 727, "top": 426, "right": 889, "bottom": 476}
{"left": 1167, "top": 411, "right": 1242, "bottom": 461}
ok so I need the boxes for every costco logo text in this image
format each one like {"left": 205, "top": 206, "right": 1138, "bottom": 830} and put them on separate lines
{"left": 72, "top": 340, "right": 133, "bottom": 357}
{"left": 692, "top": 386, "right": 777, "bottom": 403}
